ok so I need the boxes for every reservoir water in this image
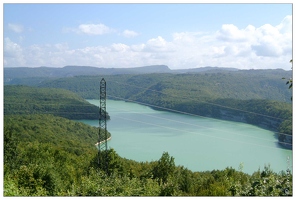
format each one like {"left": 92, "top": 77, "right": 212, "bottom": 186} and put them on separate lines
{"left": 79, "top": 99, "right": 292, "bottom": 175}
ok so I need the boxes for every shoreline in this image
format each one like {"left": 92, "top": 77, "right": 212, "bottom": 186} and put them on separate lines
{"left": 95, "top": 136, "right": 112, "bottom": 147}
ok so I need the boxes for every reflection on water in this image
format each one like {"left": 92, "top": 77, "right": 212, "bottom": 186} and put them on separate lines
{"left": 78, "top": 99, "right": 292, "bottom": 174}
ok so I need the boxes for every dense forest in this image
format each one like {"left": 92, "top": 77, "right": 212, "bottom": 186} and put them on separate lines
{"left": 3, "top": 114, "right": 293, "bottom": 196}
{"left": 27, "top": 70, "right": 292, "bottom": 148}
{"left": 3, "top": 65, "right": 240, "bottom": 81}
{"left": 4, "top": 66, "right": 292, "bottom": 102}
{"left": 3, "top": 67, "right": 293, "bottom": 196}
{"left": 4, "top": 85, "right": 109, "bottom": 120}
{"left": 34, "top": 69, "right": 292, "bottom": 102}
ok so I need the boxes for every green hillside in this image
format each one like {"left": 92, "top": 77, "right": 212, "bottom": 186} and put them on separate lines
{"left": 34, "top": 71, "right": 292, "bottom": 148}
{"left": 3, "top": 65, "right": 171, "bottom": 82}
{"left": 37, "top": 69, "right": 292, "bottom": 102}
{"left": 3, "top": 114, "right": 110, "bottom": 196}
{"left": 4, "top": 85, "right": 109, "bottom": 120}
{"left": 3, "top": 67, "right": 293, "bottom": 195}
{"left": 4, "top": 114, "right": 292, "bottom": 196}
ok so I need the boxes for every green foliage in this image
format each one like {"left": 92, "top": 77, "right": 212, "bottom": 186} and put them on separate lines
{"left": 237, "top": 165, "right": 292, "bottom": 196}
{"left": 73, "top": 167, "right": 161, "bottom": 196}
{"left": 4, "top": 114, "right": 110, "bottom": 153}
{"left": 7, "top": 70, "right": 292, "bottom": 146}
{"left": 4, "top": 115, "right": 293, "bottom": 196}
{"left": 4, "top": 65, "right": 171, "bottom": 84}
{"left": 4, "top": 85, "right": 109, "bottom": 120}
{"left": 37, "top": 70, "right": 292, "bottom": 102}
{"left": 152, "top": 152, "right": 175, "bottom": 184}
{"left": 278, "top": 117, "right": 292, "bottom": 148}
{"left": 283, "top": 59, "right": 292, "bottom": 99}
{"left": 3, "top": 121, "right": 18, "bottom": 171}
{"left": 31, "top": 71, "right": 292, "bottom": 147}
{"left": 3, "top": 114, "right": 111, "bottom": 195}
{"left": 3, "top": 68, "right": 293, "bottom": 196}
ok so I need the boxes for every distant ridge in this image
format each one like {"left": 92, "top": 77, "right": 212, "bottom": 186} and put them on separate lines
{"left": 4, "top": 65, "right": 239, "bottom": 79}
{"left": 122, "top": 65, "right": 171, "bottom": 73}
{"left": 173, "top": 66, "right": 239, "bottom": 73}
{"left": 5, "top": 65, "right": 291, "bottom": 84}
{"left": 4, "top": 65, "right": 170, "bottom": 79}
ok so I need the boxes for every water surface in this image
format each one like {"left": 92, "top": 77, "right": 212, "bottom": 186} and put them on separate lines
{"left": 79, "top": 99, "right": 292, "bottom": 174}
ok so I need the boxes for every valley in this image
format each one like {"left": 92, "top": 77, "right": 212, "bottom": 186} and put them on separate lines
{"left": 3, "top": 65, "right": 293, "bottom": 196}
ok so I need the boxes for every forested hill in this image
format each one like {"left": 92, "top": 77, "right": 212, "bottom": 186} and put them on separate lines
{"left": 5, "top": 67, "right": 292, "bottom": 102}
{"left": 4, "top": 68, "right": 292, "bottom": 148}
{"left": 36, "top": 70, "right": 292, "bottom": 102}
{"left": 4, "top": 65, "right": 290, "bottom": 81}
{"left": 4, "top": 85, "right": 109, "bottom": 120}
{"left": 4, "top": 65, "right": 240, "bottom": 80}
{"left": 4, "top": 114, "right": 111, "bottom": 196}
{"left": 4, "top": 114, "right": 292, "bottom": 196}
{"left": 34, "top": 71, "right": 292, "bottom": 148}
{"left": 4, "top": 65, "right": 172, "bottom": 80}
{"left": 3, "top": 67, "right": 293, "bottom": 196}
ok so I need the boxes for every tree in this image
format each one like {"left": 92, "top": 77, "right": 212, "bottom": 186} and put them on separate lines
{"left": 152, "top": 152, "right": 175, "bottom": 184}
{"left": 283, "top": 59, "right": 292, "bottom": 89}
{"left": 286, "top": 59, "right": 293, "bottom": 89}
{"left": 4, "top": 123, "right": 18, "bottom": 171}
{"left": 282, "top": 59, "right": 292, "bottom": 100}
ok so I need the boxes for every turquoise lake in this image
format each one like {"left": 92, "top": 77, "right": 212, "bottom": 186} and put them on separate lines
{"left": 78, "top": 99, "right": 292, "bottom": 175}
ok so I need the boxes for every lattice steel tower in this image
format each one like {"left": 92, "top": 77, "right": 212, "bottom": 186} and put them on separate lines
{"left": 98, "top": 78, "right": 108, "bottom": 172}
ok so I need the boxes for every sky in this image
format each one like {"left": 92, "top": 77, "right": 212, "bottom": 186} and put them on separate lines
{"left": 2, "top": 2, "right": 293, "bottom": 70}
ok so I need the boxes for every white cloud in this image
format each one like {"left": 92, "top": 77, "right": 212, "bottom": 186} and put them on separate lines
{"left": 25, "top": 45, "right": 47, "bottom": 66}
{"left": 8, "top": 23, "right": 23, "bottom": 33}
{"left": 54, "top": 43, "right": 69, "bottom": 51}
{"left": 78, "top": 23, "right": 114, "bottom": 35}
{"left": 276, "top": 15, "right": 292, "bottom": 34}
{"left": 251, "top": 36, "right": 283, "bottom": 57}
{"left": 250, "top": 17, "right": 292, "bottom": 58}
{"left": 131, "top": 44, "right": 145, "bottom": 52}
{"left": 111, "top": 43, "right": 130, "bottom": 52}
{"left": 216, "top": 24, "right": 248, "bottom": 42}
{"left": 144, "top": 36, "right": 175, "bottom": 52}
{"left": 3, "top": 16, "right": 292, "bottom": 70}
{"left": 4, "top": 37, "right": 26, "bottom": 66}
{"left": 173, "top": 32, "right": 204, "bottom": 44}
{"left": 122, "top": 29, "right": 139, "bottom": 38}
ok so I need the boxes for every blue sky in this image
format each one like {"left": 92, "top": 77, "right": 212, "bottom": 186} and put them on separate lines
{"left": 3, "top": 2, "right": 293, "bottom": 70}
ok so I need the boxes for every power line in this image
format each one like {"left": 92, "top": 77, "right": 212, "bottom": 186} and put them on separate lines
{"left": 4, "top": 97, "right": 292, "bottom": 137}
{"left": 106, "top": 95, "right": 292, "bottom": 137}
{"left": 104, "top": 102, "right": 292, "bottom": 147}
{"left": 5, "top": 75, "right": 291, "bottom": 122}
{"left": 4, "top": 100, "right": 292, "bottom": 148}
{"left": 5, "top": 111, "right": 99, "bottom": 115}
{"left": 109, "top": 80, "right": 290, "bottom": 121}
{"left": 110, "top": 115, "right": 291, "bottom": 150}
{"left": 106, "top": 104, "right": 288, "bottom": 144}
{"left": 4, "top": 102, "right": 97, "bottom": 107}
{"left": 4, "top": 100, "right": 292, "bottom": 138}
{"left": 5, "top": 79, "right": 291, "bottom": 124}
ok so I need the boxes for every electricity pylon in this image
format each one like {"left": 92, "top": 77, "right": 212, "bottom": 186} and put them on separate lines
{"left": 97, "top": 78, "right": 108, "bottom": 173}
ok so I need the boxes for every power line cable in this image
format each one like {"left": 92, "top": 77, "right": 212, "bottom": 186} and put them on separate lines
{"left": 4, "top": 98, "right": 292, "bottom": 138}
{"left": 4, "top": 99, "right": 292, "bottom": 147}
{"left": 106, "top": 104, "right": 289, "bottom": 144}
{"left": 106, "top": 95, "right": 292, "bottom": 137}
{"left": 5, "top": 79, "right": 291, "bottom": 123}
{"left": 109, "top": 80, "right": 290, "bottom": 121}
{"left": 110, "top": 115, "right": 291, "bottom": 150}
{"left": 5, "top": 111, "right": 100, "bottom": 115}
